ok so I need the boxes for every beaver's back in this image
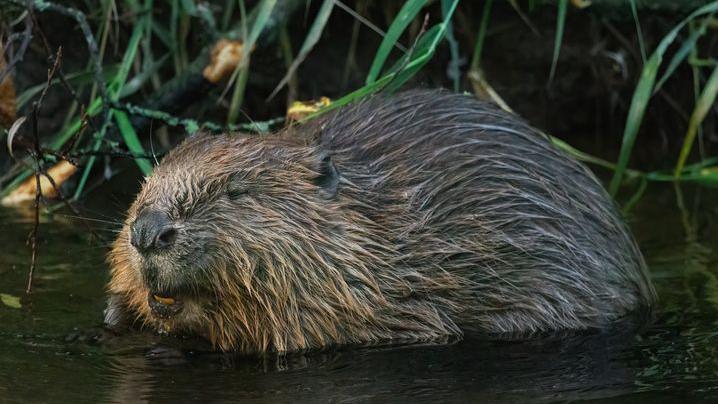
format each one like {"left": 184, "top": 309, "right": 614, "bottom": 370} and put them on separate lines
{"left": 312, "top": 90, "right": 655, "bottom": 333}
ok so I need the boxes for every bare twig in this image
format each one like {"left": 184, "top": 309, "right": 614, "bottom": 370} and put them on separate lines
{"left": 0, "top": 5, "right": 33, "bottom": 84}
{"left": 334, "top": 0, "right": 407, "bottom": 53}
{"left": 24, "top": 45, "right": 61, "bottom": 293}
{"left": 26, "top": 171, "right": 40, "bottom": 293}
{"left": 4, "top": 0, "right": 112, "bottom": 121}
{"left": 381, "top": 13, "right": 430, "bottom": 92}
{"left": 28, "top": 7, "right": 99, "bottom": 134}
{"left": 111, "top": 101, "right": 285, "bottom": 134}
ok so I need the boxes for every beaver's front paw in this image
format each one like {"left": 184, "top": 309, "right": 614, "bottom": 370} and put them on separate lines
{"left": 104, "top": 293, "right": 130, "bottom": 332}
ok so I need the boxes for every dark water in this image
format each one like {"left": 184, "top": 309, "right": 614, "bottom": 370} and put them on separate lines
{"left": 1, "top": 184, "right": 717, "bottom": 403}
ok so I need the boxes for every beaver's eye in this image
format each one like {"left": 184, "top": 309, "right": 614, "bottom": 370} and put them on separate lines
{"left": 227, "top": 172, "right": 250, "bottom": 200}
{"left": 227, "top": 185, "right": 249, "bottom": 200}
{"left": 172, "top": 192, "right": 191, "bottom": 217}
{"left": 227, "top": 180, "right": 251, "bottom": 200}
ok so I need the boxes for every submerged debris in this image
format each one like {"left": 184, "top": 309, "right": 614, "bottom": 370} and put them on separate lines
{"left": 1, "top": 160, "right": 78, "bottom": 207}
{"left": 0, "top": 293, "right": 21, "bottom": 309}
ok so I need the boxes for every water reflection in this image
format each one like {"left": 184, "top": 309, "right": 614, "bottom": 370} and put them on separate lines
{"left": 1, "top": 184, "right": 718, "bottom": 403}
{"left": 104, "top": 330, "right": 641, "bottom": 403}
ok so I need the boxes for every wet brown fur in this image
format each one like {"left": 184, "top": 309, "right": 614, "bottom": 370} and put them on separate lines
{"left": 107, "top": 90, "right": 656, "bottom": 353}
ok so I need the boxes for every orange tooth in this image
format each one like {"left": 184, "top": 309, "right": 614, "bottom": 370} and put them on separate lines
{"left": 153, "top": 295, "right": 175, "bottom": 305}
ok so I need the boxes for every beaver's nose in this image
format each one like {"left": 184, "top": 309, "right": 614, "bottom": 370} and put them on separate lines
{"left": 130, "top": 210, "right": 177, "bottom": 253}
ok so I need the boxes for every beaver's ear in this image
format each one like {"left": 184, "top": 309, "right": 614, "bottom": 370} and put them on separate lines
{"left": 313, "top": 153, "right": 340, "bottom": 199}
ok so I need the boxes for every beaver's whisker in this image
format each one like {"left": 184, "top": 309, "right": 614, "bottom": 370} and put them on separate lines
{"left": 55, "top": 214, "right": 123, "bottom": 225}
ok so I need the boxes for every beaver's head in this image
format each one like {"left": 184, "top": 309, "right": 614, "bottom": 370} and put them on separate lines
{"left": 107, "top": 132, "right": 355, "bottom": 351}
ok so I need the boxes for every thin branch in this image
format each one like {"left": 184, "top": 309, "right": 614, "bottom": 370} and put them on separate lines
{"left": 8, "top": 0, "right": 112, "bottom": 121}
{"left": 24, "top": 44, "right": 61, "bottom": 293}
{"left": 0, "top": 5, "right": 33, "bottom": 84}
{"left": 28, "top": 8, "right": 99, "bottom": 134}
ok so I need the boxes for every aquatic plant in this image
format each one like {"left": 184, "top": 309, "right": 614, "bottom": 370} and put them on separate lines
{"left": 0, "top": 0, "right": 716, "bottom": 207}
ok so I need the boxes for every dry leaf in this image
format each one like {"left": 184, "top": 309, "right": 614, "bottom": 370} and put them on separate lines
{"left": 1, "top": 160, "right": 78, "bottom": 207}
{"left": 468, "top": 69, "right": 513, "bottom": 114}
{"left": 6, "top": 116, "right": 26, "bottom": 157}
{"left": 286, "top": 97, "right": 331, "bottom": 121}
{"left": 203, "top": 39, "right": 249, "bottom": 84}
{"left": 570, "top": 0, "right": 592, "bottom": 8}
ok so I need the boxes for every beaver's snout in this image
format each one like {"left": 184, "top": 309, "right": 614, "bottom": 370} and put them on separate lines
{"left": 130, "top": 210, "right": 178, "bottom": 253}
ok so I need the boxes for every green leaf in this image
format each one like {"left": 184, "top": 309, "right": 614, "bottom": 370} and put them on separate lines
{"left": 305, "top": 0, "right": 459, "bottom": 118}
{"left": 548, "top": 0, "right": 567, "bottom": 83}
{"left": 113, "top": 21, "right": 145, "bottom": 91}
{"left": 76, "top": 11, "right": 151, "bottom": 198}
{"left": 442, "top": 0, "right": 461, "bottom": 91}
{"left": 384, "top": 25, "right": 444, "bottom": 93}
{"left": 0, "top": 293, "right": 22, "bottom": 309}
{"left": 245, "top": 0, "right": 276, "bottom": 49}
{"left": 654, "top": 16, "right": 712, "bottom": 94}
{"left": 180, "top": 0, "right": 197, "bottom": 14}
{"left": 115, "top": 111, "right": 154, "bottom": 175}
{"left": 608, "top": 53, "right": 659, "bottom": 196}
{"left": 16, "top": 66, "right": 118, "bottom": 109}
{"left": 674, "top": 63, "right": 718, "bottom": 176}
{"left": 550, "top": 136, "right": 617, "bottom": 171}
{"left": 629, "top": 0, "right": 647, "bottom": 63}
{"left": 227, "top": 0, "right": 276, "bottom": 124}
{"left": 365, "top": 0, "right": 429, "bottom": 85}
{"left": 470, "top": 0, "right": 493, "bottom": 72}
{"left": 119, "top": 53, "right": 171, "bottom": 98}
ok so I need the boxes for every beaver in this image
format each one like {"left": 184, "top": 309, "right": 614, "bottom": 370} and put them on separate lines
{"left": 105, "top": 90, "right": 656, "bottom": 353}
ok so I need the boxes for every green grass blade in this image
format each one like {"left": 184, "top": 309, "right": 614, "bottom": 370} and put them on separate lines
{"left": 622, "top": 176, "right": 648, "bottom": 214}
{"left": 608, "top": 1, "right": 718, "bottom": 196}
{"left": 646, "top": 166, "right": 718, "bottom": 186}
{"left": 384, "top": 26, "right": 444, "bottom": 93}
{"left": 75, "top": 10, "right": 150, "bottom": 198}
{"left": 151, "top": 21, "right": 173, "bottom": 48}
{"left": 114, "top": 21, "right": 145, "bottom": 90}
{"left": 227, "top": 65, "right": 251, "bottom": 125}
{"left": 171, "top": 0, "right": 181, "bottom": 74}
{"left": 221, "top": 0, "right": 236, "bottom": 31}
{"left": 548, "top": 0, "right": 567, "bottom": 84}
{"left": 73, "top": 120, "right": 111, "bottom": 200}
{"left": 629, "top": 0, "right": 647, "bottom": 63}
{"left": 16, "top": 68, "right": 118, "bottom": 109}
{"left": 607, "top": 53, "right": 659, "bottom": 196}
{"left": 365, "top": 0, "right": 429, "bottom": 85}
{"left": 654, "top": 16, "right": 711, "bottom": 94}
{"left": 115, "top": 111, "right": 153, "bottom": 175}
{"left": 245, "top": 0, "right": 276, "bottom": 48}
{"left": 268, "top": 0, "right": 334, "bottom": 99}
{"left": 120, "top": 53, "right": 170, "bottom": 98}
{"left": 442, "top": 0, "right": 460, "bottom": 92}
{"left": 550, "top": 136, "right": 618, "bottom": 171}
{"left": 180, "top": 0, "right": 197, "bottom": 14}
{"left": 227, "top": 0, "right": 276, "bottom": 124}
{"left": 470, "top": 0, "right": 493, "bottom": 72}
{"left": 306, "top": 0, "right": 459, "bottom": 117}
{"left": 383, "top": 0, "right": 459, "bottom": 92}
{"left": 674, "top": 63, "right": 718, "bottom": 176}
{"left": 50, "top": 97, "right": 103, "bottom": 149}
